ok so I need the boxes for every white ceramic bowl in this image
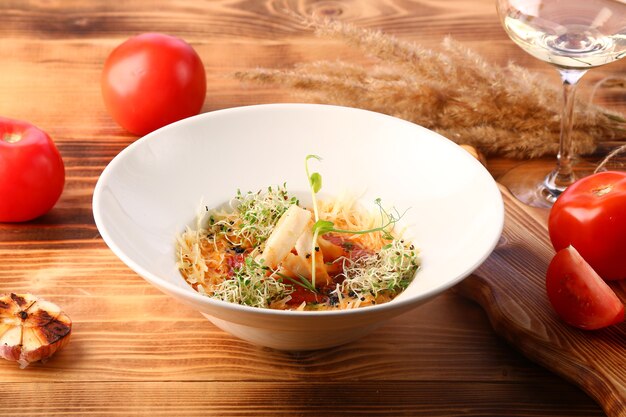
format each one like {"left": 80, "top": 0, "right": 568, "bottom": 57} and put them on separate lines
{"left": 93, "top": 103, "right": 504, "bottom": 350}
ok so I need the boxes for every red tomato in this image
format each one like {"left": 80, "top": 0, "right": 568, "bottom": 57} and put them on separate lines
{"left": 549, "top": 171, "right": 626, "bottom": 281}
{"left": 101, "top": 33, "right": 206, "bottom": 136}
{"left": 0, "top": 117, "right": 65, "bottom": 222}
{"left": 286, "top": 285, "right": 322, "bottom": 306}
{"left": 546, "top": 246, "right": 623, "bottom": 330}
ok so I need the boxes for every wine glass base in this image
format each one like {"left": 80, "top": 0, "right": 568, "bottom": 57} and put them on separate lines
{"left": 498, "top": 159, "right": 597, "bottom": 209}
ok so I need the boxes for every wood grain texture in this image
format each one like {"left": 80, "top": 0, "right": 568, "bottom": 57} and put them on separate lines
{"left": 0, "top": 0, "right": 623, "bottom": 415}
{"left": 0, "top": 382, "right": 605, "bottom": 417}
{"left": 456, "top": 185, "right": 626, "bottom": 417}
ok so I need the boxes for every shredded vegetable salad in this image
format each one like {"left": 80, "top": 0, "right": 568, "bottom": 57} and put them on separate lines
{"left": 176, "top": 156, "right": 420, "bottom": 310}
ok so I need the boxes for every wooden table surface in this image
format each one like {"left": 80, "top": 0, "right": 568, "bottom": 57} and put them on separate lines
{"left": 1, "top": 1, "right": 624, "bottom": 416}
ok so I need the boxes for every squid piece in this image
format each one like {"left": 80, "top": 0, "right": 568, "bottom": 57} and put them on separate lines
{"left": 259, "top": 205, "right": 312, "bottom": 269}
{"left": 294, "top": 220, "right": 314, "bottom": 258}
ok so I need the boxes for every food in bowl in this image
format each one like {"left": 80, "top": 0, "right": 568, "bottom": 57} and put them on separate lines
{"left": 92, "top": 103, "right": 504, "bottom": 350}
{"left": 176, "top": 156, "right": 420, "bottom": 311}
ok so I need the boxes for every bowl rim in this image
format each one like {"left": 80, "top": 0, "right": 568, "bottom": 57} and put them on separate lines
{"left": 93, "top": 103, "right": 504, "bottom": 318}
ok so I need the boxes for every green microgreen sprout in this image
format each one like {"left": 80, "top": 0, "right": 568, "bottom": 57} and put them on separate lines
{"left": 305, "top": 154, "right": 322, "bottom": 222}
{"left": 334, "top": 238, "right": 419, "bottom": 300}
{"left": 312, "top": 199, "right": 404, "bottom": 239}
{"left": 275, "top": 271, "right": 317, "bottom": 293}
{"left": 211, "top": 256, "right": 291, "bottom": 308}
{"left": 305, "top": 154, "right": 324, "bottom": 287}
{"left": 208, "top": 184, "right": 298, "bottom": 249}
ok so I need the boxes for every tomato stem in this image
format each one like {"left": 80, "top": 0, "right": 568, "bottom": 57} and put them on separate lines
{"left": 2, "top": 133, "right": 22, "bottom": 143}
{"left": 592, "top": 184, "right": 613, "bottom": 197}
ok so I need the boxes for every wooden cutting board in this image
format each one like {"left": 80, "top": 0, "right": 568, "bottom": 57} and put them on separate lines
{"left": 455, "top": 185, "right": 626, "bottom": 417}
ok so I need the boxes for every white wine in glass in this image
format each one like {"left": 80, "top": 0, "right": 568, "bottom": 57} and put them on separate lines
{"left": 496, "top": 0, "right": 626, "bottom": 207}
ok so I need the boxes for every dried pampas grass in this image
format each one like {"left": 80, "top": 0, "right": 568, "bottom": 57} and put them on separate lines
{"left": 235, "top": 18, "right": 625, "bottom": 158}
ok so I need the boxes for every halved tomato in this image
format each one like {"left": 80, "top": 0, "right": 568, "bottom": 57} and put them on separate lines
{"left": 546, "top": 246, "right": 623, "bottom": 330}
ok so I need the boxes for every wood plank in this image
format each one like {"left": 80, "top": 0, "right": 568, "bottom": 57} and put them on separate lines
{"left": 0, "top": 381, "right": 604, "bottom": 417}
{"left": 0, "top": 0, "right": 504, "bottom": 40}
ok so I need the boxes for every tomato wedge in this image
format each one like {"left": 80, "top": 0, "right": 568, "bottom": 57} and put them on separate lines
{"left": 546, "top": 246, "right": 624, "bottom": 330}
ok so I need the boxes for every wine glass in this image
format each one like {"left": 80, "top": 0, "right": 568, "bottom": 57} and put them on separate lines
{"left": 496, "top": 0, "right": 626, "bottom": 207}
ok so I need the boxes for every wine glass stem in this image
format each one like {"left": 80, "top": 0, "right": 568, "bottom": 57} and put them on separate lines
{"left": 544, "top": 69, "right": 588, "bottom": 198}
